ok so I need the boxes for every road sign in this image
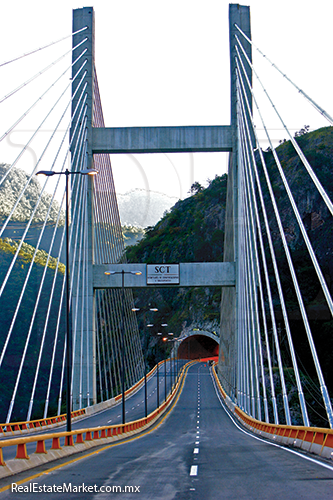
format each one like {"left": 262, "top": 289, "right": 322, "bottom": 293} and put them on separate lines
{"left": 147, "top": 264, "right": 180, "bottom": 285}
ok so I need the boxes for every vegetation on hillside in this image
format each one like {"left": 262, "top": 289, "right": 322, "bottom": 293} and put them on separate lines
{"left": 126, "top": 174, "right": 227, "bottom": 263}
{"left": 0, "top": 237, "right": 65, "bottom": 274}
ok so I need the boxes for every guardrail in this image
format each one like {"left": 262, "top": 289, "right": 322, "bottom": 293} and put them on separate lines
{"left": 0, "top": 360, "right": 194, "bottom": 479}
{"left": 0, "top": 359, "right": 171, "bottom": 437}
{"left": 212, "top": 363, "right": 333, "bottom": 461}
{"left": 0, "top": 410, "right": 86, "bottom": 436}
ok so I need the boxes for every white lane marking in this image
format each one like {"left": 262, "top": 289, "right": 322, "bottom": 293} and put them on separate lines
{"left": 107, "top": 420, "right": 112, "bottom": 423}
{"left": 190, "top": 465, "right": 198, "bottom": 476}
{"left": 193, "top": 448, "right": 199, "bottom": 454}
{"left": 195, "top": 441, "right": 199, "bottom": 445}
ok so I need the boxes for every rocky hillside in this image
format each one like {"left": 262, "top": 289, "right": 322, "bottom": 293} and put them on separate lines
{"left": 126, "top": 175, "right": 227, "bottom": 263}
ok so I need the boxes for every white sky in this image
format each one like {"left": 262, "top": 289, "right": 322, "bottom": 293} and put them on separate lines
{"left": 0, "top": 0, "right": 332, "bottom": 204}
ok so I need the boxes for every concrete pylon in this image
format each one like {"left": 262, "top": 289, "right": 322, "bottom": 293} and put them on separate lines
{"left": 71, "top": 7, "right": 97, "bottom": 409}
{"left": 218, "top": 4, "right": 252, "bottom": 400}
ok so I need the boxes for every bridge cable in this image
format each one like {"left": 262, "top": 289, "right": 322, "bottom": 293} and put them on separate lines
{"left": 236, "top": 55, "right": 312, "bottom": 426}
{"left": 0, "top": 26, "right": 88, "bottom": 68}
{"left": 234, "top": 23, "right": 333, "bottom": 125}
{"left": 0, "top": 39, "right": 87, "bottom": 105}
{"left": 235, "top": 44, "right": 333, "bottom": 428}
{"left": 4, "top": 96, "right": 88, "bottom": 421}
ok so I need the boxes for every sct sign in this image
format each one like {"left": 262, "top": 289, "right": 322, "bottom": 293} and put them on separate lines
{"left": 147, "top": 264, "right": 180, "bottom": 285}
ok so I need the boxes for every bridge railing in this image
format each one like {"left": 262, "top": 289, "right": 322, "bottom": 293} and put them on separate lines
{"left": 0, "top": 360, "right": 195, "bottom": 478}
{"left": 0, "top": 359, "right": 172, "bottom": 437}
{"left": 212, "top": 364, "right": 333, "bottom": 461}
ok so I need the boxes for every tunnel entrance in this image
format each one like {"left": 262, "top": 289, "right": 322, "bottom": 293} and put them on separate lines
{"left": 177, "top": 334, "right": 219, "bottom": 360}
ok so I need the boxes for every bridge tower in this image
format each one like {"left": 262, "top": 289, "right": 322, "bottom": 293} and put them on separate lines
{"left": 71, "top": 7, "right": 96, "bottom": 409}
{"left": 218, "top": 5, "right": 252, "bottom": 401}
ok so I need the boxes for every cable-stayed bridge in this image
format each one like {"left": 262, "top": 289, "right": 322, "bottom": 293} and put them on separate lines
{"left": 0, "top": 3, "right": 333, "bottom": 496}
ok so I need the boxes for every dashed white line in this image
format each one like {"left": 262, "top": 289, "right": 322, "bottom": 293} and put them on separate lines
{"left": 193, "top": 448, "right": 199, "bottom": 454}
{"left": 190, "top": 465, "right": 198, "bottom": 476}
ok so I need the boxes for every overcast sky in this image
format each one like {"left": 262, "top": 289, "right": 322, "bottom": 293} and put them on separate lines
{"left": 1, "top": 0, "right": 332, "bottom": 203}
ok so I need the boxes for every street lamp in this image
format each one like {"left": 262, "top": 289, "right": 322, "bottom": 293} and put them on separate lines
{"left": 36, "top": 167, "right": 98, "bottom": 433}
{"left": 104, "top": 269, "right": 142, "bottom": 424}
{"left": 168, "top": 337, "right": 182, "bottom": 392}
{"left": 131, "top": 306, "right": 158, "bottom": 418}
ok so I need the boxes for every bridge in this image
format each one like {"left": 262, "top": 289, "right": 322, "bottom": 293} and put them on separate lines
{"left": 0, "top": 3, "right": 333, "bottom": 497}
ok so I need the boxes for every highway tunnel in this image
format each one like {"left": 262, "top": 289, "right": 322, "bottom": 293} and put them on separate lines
{"left": 177, "top": 334, "right": 219, "bottom": 360}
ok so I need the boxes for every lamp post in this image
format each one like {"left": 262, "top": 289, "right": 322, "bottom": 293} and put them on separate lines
{"left": 105, "top": 269, "right": 141, "bottom": 424}
{"left": 151, "top": 323, "right": 170, "bottom": 408}
{"left": 168, "top": 337, "right": 181, "bottom": 393}
{"left": 132, "top": 306, "right": 158, "bottom": 418}
{"left": 36, "top": 167, "right": 98, "bottom": 433}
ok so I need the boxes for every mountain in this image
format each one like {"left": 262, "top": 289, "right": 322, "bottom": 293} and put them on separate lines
{"left": 0, "top": 163, "right": 65, "bottom": 259}
{"left": 0, "top": 163, "right": 65, "bottom": 225}
{"left": 117, "top": 188, "right": 178, "bottom": 228}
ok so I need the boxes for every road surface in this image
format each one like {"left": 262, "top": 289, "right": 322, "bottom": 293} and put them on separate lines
{"left": 0, "top": 362, "right": 333, "bottom": 499}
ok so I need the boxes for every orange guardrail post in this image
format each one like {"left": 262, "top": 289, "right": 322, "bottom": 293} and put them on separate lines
{"left": 35, "top": 440, "right": 47, "bottom": 454}
{"left": 64, "top": 435, "right": 74, "bottom": 446}
{"left": 16, "top": 443, "right": 29, "bottom": 459}
{"left": 76, "top": 433, "right": 84, "bottom": 444}
{"left": 85, "top": 431, "right": 93, "bottom": 441}
{"left": 0, "top": 448, "right": 5, "bottom": 466}
{"left": 51, "top": 437, "right": 61, "bottom": 450}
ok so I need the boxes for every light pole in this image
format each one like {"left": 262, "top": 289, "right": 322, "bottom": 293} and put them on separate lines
{"left": 168, "top": 337, "right": 181, "bottom": 393}
{"left": 36, "top": 167, "right": 98, "bottom": 433}
{"left": 105, "top": 269, "right": 141, "bottom": 424}
{"left": 151, "top": 323, "right": 170, "bottom": 408}
{"left": 132, "top": 306, "right": 158, "bottom": 418}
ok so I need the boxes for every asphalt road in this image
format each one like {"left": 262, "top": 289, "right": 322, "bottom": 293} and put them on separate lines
{"left": 1, "top": 362, "right": 333, "bottom": 499}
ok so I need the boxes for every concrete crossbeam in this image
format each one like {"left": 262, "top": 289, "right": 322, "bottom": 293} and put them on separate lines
{"left": 93, "top": 262, "right": 235, "bottom": 288}
{"left": 92, "top": 125, "right": 233, "bottom": 154}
